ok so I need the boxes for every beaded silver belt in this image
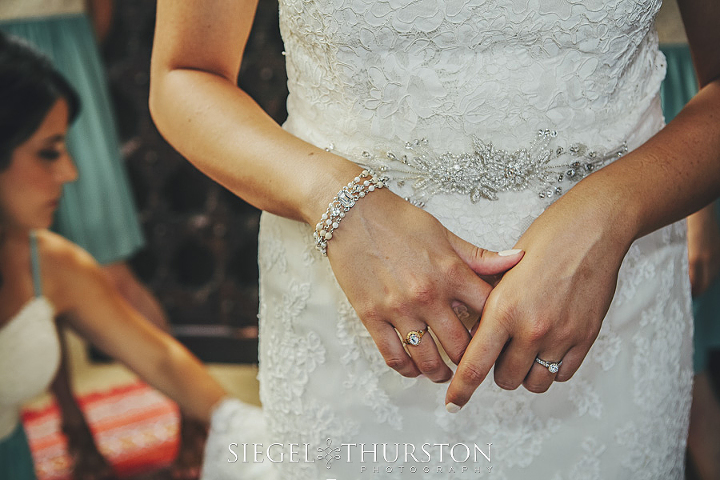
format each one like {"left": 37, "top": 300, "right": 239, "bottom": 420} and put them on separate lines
{"left": 334, "top": 130, "right": 628, "bottom": 207}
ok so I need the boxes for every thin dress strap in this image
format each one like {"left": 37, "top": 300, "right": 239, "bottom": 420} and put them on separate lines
{"left": 29, "top": 231, "right": 42, "bottom": 298}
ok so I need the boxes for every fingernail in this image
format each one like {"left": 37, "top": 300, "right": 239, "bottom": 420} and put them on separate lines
{"left": 445, "top": 402, "right": 462, "bottom": 413}
{"left": 498, "top": 248, "right": 522, "bottom": 256}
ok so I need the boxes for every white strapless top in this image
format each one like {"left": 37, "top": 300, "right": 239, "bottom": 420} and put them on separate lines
{"left": 0, "top": 296, "right": 59, "bottom": 440}
{"left": 0, "top": 0, "right": 84, "bottom": 22}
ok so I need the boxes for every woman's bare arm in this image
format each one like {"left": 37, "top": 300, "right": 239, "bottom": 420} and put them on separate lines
{"left": 45, "top": 234, "right": 226, "bottom": 423}
{"left": 149, "top": 0, "right": 524, "bottom": 384}
{"left": 149, "top": 0, "right": 357, "bottom": 224}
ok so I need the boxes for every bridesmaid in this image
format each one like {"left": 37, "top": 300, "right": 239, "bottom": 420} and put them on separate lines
{"left": 0, "top": 32, "right": 231, "bottom": 480}
{"left": 0, "top": 3, "right": 206, "bottom": 477}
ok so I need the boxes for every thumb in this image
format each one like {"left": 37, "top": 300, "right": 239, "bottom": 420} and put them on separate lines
{"left": 447, "top": 231, "right": 524, "bottom": 276}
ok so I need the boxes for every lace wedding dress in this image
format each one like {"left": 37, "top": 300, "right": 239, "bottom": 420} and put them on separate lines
{"left": 203, "top": 1, "right": 693, "bottom": 478}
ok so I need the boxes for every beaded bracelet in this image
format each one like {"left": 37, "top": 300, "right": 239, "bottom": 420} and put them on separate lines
{"left": 314, "top": 169, "right": 388, "bottom": 256}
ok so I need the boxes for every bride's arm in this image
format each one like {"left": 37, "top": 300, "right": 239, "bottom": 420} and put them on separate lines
{"left": 446, "top": 0, "right": 720, "bottom": 409}
{"left": 149, "top": 0, "right": 353, "bottom": 223}
{"left": 150, "top": 0, "right": 524, "bottom": 384}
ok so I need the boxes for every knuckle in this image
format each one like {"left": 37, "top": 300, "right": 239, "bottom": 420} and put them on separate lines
{"left": 385, "top": 355, "right": 410, "bottom": 372}
{"left": 446, "top": 345, "right": 468, "bottom": 366}
{"left": 475, "top": 247, "right": 490, "bottom": 262}
{"left": 458, "top": 362, "right": 487, "bottom": 386}
{"left": 386, "top": 298, "right": 409, "bottom": 317}
{"left": 445, "top": 261, "right": 467, "bottom": 282}
{"left": 485, "top": 294, "right": 513, "bottom": 324}
{"left": 580, "top": 324, "right": 601, "bottom": 345}
{"left": 494, "top": 377, "right": 519, "bottom": 391}
{"left": 409, "top": 282, "right": 435, "bottom": 306}
{"left": 526, "top": 319, "right": 552, "bottom": 343}
{"left": 356, "top": 302, "right": 382, "bottom": 325}
{"left": 555, "top": 370, "right": 574, "bottom": 382}
{"left": 553, "top": 326, "right": 575, "bottom": 346}
{"left": 524, "top": 380, "right": 550, "bottom": 394}
{"left": 417, "top": 358, "right": 444, "bottom": 374}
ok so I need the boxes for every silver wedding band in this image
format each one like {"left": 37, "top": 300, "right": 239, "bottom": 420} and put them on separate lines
{"left": 535, "top": 356, "right": 563, "bottom": 374}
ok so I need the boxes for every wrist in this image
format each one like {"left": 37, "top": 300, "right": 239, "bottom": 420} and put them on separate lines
{"left": 298, "top": 154, "right": 366, "bottom": 225}
{"left": 570, "top": 171, "right": 641, "bottom": 248}
{"left": 313, "top": 168, "right": 389, "bottom": 255}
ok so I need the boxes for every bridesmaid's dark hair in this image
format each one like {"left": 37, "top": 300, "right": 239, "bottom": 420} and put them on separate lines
{"left": 0, "top": 32, "right": 81, "bottom": 287}
{"left": 0, "top": 31, "right": 81, "bottom": 171}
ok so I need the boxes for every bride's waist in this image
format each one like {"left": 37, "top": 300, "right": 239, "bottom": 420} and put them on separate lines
{"left": 285, "top": 94, "right": 663, "bottom": 206}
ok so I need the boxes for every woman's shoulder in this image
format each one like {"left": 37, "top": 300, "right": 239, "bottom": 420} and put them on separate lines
{"left": 34, "top": 229, "right": 104, "bottom": 309}
{"left": 35, "top": 229, "right": 98, "bottom": 270}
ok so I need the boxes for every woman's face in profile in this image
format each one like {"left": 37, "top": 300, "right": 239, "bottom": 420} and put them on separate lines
{"left": 0, "top": 98, "right": 77, "bottom": 230}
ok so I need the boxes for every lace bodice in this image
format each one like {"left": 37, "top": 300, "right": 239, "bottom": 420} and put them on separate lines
{"left": 281, "top": 0, "right": 665, "bottom": 153}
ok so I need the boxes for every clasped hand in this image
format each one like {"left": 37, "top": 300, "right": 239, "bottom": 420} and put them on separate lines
{"left": 328, "top": 187, "right": 633, "bottom": 410}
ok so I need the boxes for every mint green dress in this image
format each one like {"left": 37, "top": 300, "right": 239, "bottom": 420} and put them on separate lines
{"left": 0, "top": 411, "right": 37, "bottom": 479}
{"left": 660, "top": 44, "right": 720, "bottom": 373}
{"left": 0, "top": 13, "right": 144, "bottom": 264}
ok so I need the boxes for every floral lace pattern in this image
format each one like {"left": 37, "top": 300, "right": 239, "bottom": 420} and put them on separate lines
{"left": 617, "top": 244, "right": 693, "bottom": 480}
{"left": 248, "top": 1, "right": 693, "bottom": 479}
{"left": 264, "top": 280, "right": 325, "bottom": 417}
{"left": 336, "top": 298, "right": 409, "bottom": 431}
{"left": 281, "top": 0, "right": 665, "bottom": 152}
{"left": 434, "top": 383, "right": 562, "bottom": 469}
{"left": 550, "top": 437, "right": 606, "bottom": 480}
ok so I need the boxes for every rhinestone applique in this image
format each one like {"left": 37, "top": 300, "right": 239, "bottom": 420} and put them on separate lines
{"left": 345, "top": 130, "right": 627, "bottom": 207}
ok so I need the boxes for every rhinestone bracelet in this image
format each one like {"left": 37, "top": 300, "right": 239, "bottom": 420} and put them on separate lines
{"left": 314, "top": 169, "right": 388, "bottom": 256}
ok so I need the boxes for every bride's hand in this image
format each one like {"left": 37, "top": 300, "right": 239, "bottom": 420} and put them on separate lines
{"left": 445, "top": 186, "right": 635, "bottom": 407}
{"left": 326, "top": 187, "right": 524, "bottom": 383}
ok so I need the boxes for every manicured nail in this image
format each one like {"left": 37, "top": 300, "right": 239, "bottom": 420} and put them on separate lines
{"left": 446, "top": 402, "right": 462, "bottom": 413}
{"left": 498, "top": 248, "right": 522, "bottom": 256}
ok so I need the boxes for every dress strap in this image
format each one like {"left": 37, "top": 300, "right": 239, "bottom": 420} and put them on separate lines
{"left": 29, "top": 231, "right": 42, "bottom": 297}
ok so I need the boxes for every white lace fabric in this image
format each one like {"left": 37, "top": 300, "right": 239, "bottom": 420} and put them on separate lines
{"left": 214, "top": 1, "right": 694, "bottom": 479}
{"left": 280, "top": 0, "right": 667, "bottom": 154}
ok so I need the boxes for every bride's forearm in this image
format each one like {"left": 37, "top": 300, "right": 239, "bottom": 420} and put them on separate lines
{"left": 574, "top": 79, "right": 720, "bottom": 241}
{"left": 148, "top": 68, "right": 362, "bottom": 225}
{"left": 576, "top": 0, "right": 720, "bottom": 242}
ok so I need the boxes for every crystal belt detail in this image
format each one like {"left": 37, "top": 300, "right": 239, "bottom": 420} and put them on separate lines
{"left": 332, "top": 130, "right": 628, "bottom": 207}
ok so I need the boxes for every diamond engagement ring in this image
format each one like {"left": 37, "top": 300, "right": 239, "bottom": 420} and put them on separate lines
{"left": 403, "top": 328, "right": 428, "bottom": 346}
{"left": 535, "top": 356, "right": 563, "bottom": 374}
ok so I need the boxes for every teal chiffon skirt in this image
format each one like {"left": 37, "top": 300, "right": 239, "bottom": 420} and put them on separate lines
{"left": 0, "top": 14, "right": 144, "bottom": 265}
{"left": 660, "top": 44, "right": 720, "bottom": 373}
{"left": 0, "top": 422, "right": 37, "bottom": 480}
